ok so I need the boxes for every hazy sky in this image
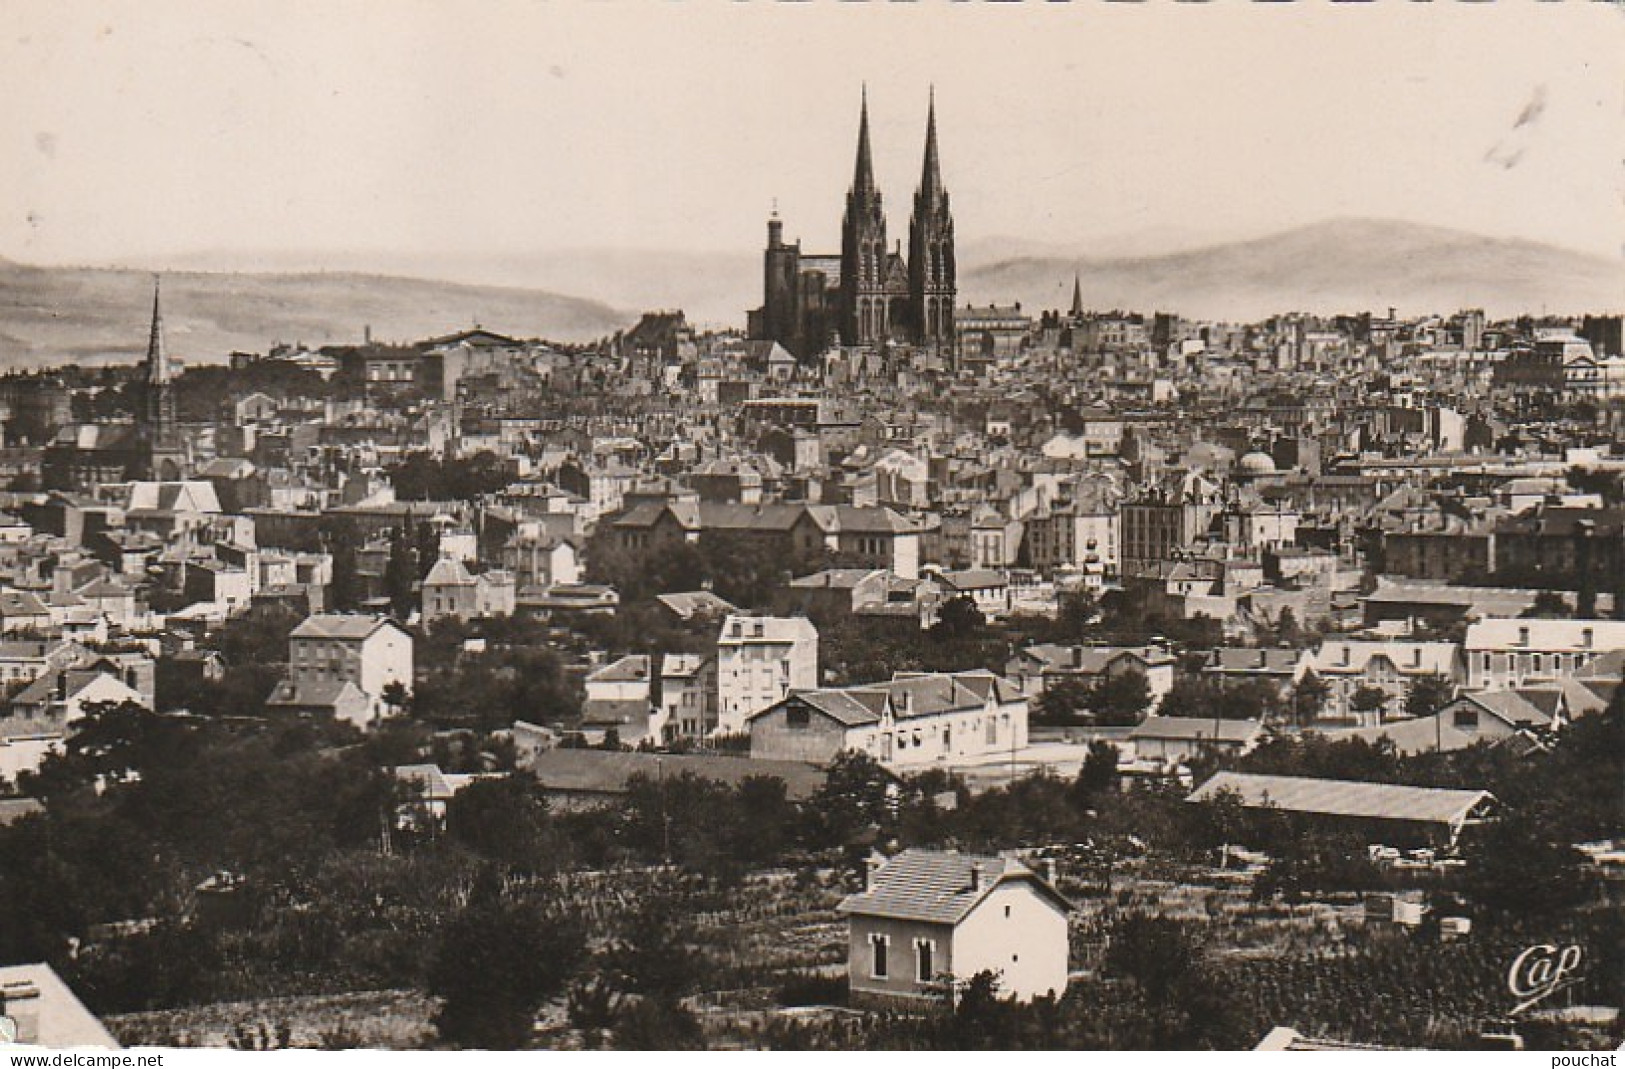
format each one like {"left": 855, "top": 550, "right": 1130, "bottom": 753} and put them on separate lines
{"left": 3, "top": 1, "right": 1622, "bottom": 267}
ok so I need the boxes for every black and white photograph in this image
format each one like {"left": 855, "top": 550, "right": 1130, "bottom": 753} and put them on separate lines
{"left": 0, "top": 0, "right": 1621, "bottom": 1056}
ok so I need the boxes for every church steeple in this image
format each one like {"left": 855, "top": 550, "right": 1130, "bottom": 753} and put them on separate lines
{"left": 908, "top": 87, "right": 955, "bottom": 350}
{"left": 853, "top": 84, "right": 876, "bottom": 195}
{"left": 920, "top": 86, "right": 943, "bottom": 199}
{"left": 842, "top": 86, "right": 889, "bottom": 346}
{"left": 1071, "top": 273, "right": 1084, "bottom": 318}
{"left": 146, "top": 276, "right": 171, "bottom": 385}
{"left": 139, "top": 276, "right": 181, "bottom": 472}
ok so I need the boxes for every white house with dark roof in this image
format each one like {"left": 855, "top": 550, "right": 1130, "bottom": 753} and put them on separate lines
{"left": 280, "top": 613, "right": 413, "bottom": 725}
{"left": 1303, "top": 639, "right": 1461, "bottom": 726}
{"left": 747, "top": 670, "right": 1027, "bottom": 770}
{"left": 1128, "top": 714, "right": 1263, "bottom": 768}
{"left": 838, "top": 848, "right": 1070, "bottom": 1006}
{"left": 1463, "top": 618, "right": 1625, "bottom": 690}
{"left": 581, "top": 654, "right": 660, "bottom": 744}
{"left": 1201, "top": 646, "right": 1308, "bottom": 694}
{"left": 1005, "top": 643, "right": 1175, "bottom": 707}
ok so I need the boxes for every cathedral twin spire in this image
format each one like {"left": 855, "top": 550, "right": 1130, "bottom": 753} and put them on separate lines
{"left": 841, "top": 87, "right": 955, "bottom": 349}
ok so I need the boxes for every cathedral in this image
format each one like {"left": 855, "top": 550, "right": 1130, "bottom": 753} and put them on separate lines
{"left": 749, "top": 89, "right": 956, "bottom": 360}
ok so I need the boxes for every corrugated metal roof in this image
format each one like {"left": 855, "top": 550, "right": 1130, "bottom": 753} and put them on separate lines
{"left": 1187, "top": 771, "right": 1493, "bottom": 827}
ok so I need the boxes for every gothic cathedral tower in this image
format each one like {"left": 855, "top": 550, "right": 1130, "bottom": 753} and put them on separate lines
{"left": 908, "top": 89, "right": 955, "bottom": 350}
{"left": 840, "top": 88, "right": 890, "bottom": 347}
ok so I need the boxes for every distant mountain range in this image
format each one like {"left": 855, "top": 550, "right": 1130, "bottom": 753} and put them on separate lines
{"left": 965, "top": 219, "right": 1625, "bottom": 322}
{"left": 0, "top": 259, "right": 629, "bottom": 370}
{"left": 0, "top": 218, "right": 1619, "bottom": 369}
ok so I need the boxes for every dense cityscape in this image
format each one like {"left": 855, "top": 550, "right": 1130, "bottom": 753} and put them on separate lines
{"left": 0, "top": 68, "right": 1622, "bottom": 1055}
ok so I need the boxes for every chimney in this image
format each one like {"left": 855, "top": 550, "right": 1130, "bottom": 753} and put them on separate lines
{"left": 970, "top": 861, "right": 989, "bottom": 891}
{"left": 864, "top": 851, "right": 885, "bottom": 891}
{"left": 1, "top": 978, "right": 41, "bottom": 1045}
{"left": 1041, "top": 858, "right": 1058, "bottom": 886}
{"left": 1073, "top": 646, "right": 1085, "bottom": 669}
{"left": 1257, "top": 649, "right": 1269, "bottom": 669}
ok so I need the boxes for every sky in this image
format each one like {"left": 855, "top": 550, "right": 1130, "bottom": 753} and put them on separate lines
{"left": 2, "top": 0, "right": 1622, "bottom": 269}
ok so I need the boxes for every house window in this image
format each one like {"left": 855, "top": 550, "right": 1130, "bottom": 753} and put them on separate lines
{"left": 870, "top": 933, "right": 889, "bottom": 979}
{"left": 787, "top": 705, "right": 810, "bottom": 729}
{"left": 915, "top": 938, "right": 935, "bottom": 983}
{"left": 1453, "top": 708, "right": 1478, "bottom": 729}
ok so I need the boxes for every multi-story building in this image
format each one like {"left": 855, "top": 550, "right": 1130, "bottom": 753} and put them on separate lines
{"left": 281, "top": 613, "right": 414, "bottom": 725}
{"left": 658, "top": 654, "right": 717, "bottom": 741}
{"left": 1463, "top": 618, "right": 1625, "bottom": 690}
{"left": 715, "top": 614, "right": 819, "bottom": 736}
{"left": 1302, "top": 640, "right": 1461, "bottom": 726}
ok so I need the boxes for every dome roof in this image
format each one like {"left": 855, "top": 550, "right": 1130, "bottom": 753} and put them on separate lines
{"left": 1238, "top": 451, "right": 1278, "bottom": 475}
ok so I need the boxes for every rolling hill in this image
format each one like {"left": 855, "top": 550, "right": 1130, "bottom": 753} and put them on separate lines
{"left": 964, "top": 219, "right": 1625, "bottom": 322}
{"left": 0, "top": 260, "right": 630, "bottom": 371}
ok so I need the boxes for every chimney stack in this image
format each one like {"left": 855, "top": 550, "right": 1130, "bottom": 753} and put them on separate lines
{"left": 864, "top": 851, "right": 885, "bottom": 891}
{"left": 970, "top": 861, "right": 988, "bottom": 891}
{"left": 1, "top": 978, "right": 42, "bottom": 1045}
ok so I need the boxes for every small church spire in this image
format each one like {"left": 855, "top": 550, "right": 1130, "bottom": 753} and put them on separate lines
{"left": 146, "top": 276, "right": 171, "bottom": 384}
{"left": 1070, "top": 273, "right": 1084, "bottom": 318}
{"left": 853, "top": 84, "right": 875, "bottom": 194}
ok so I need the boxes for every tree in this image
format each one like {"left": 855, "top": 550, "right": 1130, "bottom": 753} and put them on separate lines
{"left": 1086, "top": 670, "right": 1151, "bottom": 727}
{"left": 1291, "top": 670, "right": 1330, "bottom": 727}
{"left": 1521, "top": 590, "right": 1572, "bottom": 618}
{"left": 1073, "top": 740, "right": 1120, "bottom": 806}
{"left": 429, "top": 882, "right": 586, "bottom": 1048}
{"left": 1033, "top": 677, "right": 1091, "bottom": 726}
{"left": 384, "top": 520, "right": 418, "bottom": 619}
{"left": 1402, "top": 673, "right": 1454, "bottom": 720}
{"left": 1349, "top": 684, "right": 1391, "bottom": 723}
{"left": 1452, "top": 814, "right": 1597, "bottom": 916}
{"left": 1054, "top": 590, "right": 1099, "bottom": 640}
{"left": 1272, "top": 606, "right": 1307, "bottom": 647}
{"left": 601, "top": 892, "right": 701, "bottom": 1000}
{"left": 807, "top": 750, "right": 893, "bottom": 848}
{"left": 381, "top": 680, "right": 410, "bottom": 718}
{"left": 1156, "top": 676, "right": 1278, "bottom": 723}
{"left": 443, "top": 775, "right": 561, "bottom": 870}
{"left": 931, "top": 595, "right": 985, "bottom": 642}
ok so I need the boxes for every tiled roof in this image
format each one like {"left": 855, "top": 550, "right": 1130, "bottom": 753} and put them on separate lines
{"left": 1206, "top": 647, "right": 1305, "bottom": 674}
{"left": 265, "top": 678, "right": 366, "bottom": 709}
{"left": 290, "top": 613, "right": 399, "bottom": 641}
{"left": 1322, "top": 716, "right": 1480, "bottom": 756}
{"left": 423, "top": 556, "right": 475, "bottom": 587}
{"left": 587, "top": 655, "right": 651, "bottom": 684}
{"left": 837, "top": 848, "right": 1069, "bottom": 925}
{"left": 1130, "top": 715, "right": 1262, "bottom": 744}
